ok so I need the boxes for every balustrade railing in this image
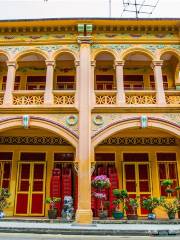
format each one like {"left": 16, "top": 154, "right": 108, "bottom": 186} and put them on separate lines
{"left": 13, "top": 91, "right": 44, "bottom": 105}
{"left": 165, "top": 90, "right": 180, "bottom": 105}
{"left": 95, "top": 91, "right": 117, "bottom": 105}
{"left": 0, "top": 92, "right": 4, "bottom": 105}
{"left": 53, "top": 91, "right": 75, "bottom": 105}
{"left": 125, "top": 91, "right": 156, "bottom": 105}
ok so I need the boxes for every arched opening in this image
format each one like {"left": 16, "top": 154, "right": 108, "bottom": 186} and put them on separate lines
{"left": 0, "top": 121, "right": 78, "bottom": 217}
{"left": 92, "top": 121, "right": 180, "bottom": 218}
{"left": 95, "top": 52, "right": 115, "bottom": 91}
{"left": 54, "top": 53, "right": 75, "bottom": 90}
{"left": 123, "top": 52, "right": 153, "bottom": 90}
{"left": 0, "top": 54, "right": 8, "bottom": 102}
{"left": 16, "top": 53, "right": 46, "bottom": 91}
{"left": 160, "top": 52, "right": 180, "bottom": 90}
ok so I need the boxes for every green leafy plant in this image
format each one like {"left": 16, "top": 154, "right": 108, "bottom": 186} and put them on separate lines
{"left": 161, "top": 179, "right": 173, "bottom": 187}
{"left": 113, "top": 189, "right": 128, "bottom": 211}
{"left": 0, "top": 188, "right": 10, "bottom": 212}
{"left": 45, "top": 197, "right": 61, "bottom": 210}
{"left": 141, "top": 196, "right": 161, "bottom": 214}
{"left": 160, "top": 198, "right": 179, "bottom": 216}
{"left": 124, "top": 197, "right": 139, "bottom": 215}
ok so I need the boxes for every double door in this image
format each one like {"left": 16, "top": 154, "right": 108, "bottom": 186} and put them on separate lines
{"left": 15, "top": 162, "right": 46, "bottom": 216}
{"left": 123, "top": 162, "right": 152, "bottom": 215}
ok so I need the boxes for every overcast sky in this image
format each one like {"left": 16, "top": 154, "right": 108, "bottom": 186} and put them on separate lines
{"left": 0, "top": 0, "right": 179, "bottom": 20}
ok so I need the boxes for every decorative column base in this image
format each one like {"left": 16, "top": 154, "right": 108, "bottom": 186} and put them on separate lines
{"left": 75, "top": 209, "right": 93, "bottom": 224}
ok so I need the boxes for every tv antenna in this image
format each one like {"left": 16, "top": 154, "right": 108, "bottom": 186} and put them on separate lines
{"left": 121, "top": 0, "right": 160, "bottom": 18}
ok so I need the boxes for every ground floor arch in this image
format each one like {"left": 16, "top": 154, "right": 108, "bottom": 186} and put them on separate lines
{"left": 93, "top": 124, "right": 180, "bottom": 218}
{"left": 0, "top": 119, "right": 78, "bottom": 217}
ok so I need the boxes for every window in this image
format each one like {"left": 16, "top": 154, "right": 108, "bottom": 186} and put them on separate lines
{"left": 20, "top": 152, "right": 46, "bottom": 161}
{"left": 26, "top": 76, "right": 46, "bottom": 90}
{"left": 95, "top": 153, "right": 115, "bottom": 161}
{"left": 150, "top": 75, "right": 168, "bottom": 90}
{"left": 123, "top": 153, "right": 149, "bottom": 162}
{"left": 95, "top": 75, "right": 115, "bottom": 90}
{"left": 0, "top": 152, "right": 13, "bottom": 189}
{"left": 124, "top": 75, "right": 144, "bottom": 90}
{"left": 56, "top": 76, "right": 75, "bottom": 90}
{"left": 157, "top": 153, "right": 178, "bottom": 196}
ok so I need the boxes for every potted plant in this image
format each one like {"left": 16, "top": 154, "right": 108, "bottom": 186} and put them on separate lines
{"left": 112, "top": 189, "right": 128, "bottom": 219}
{"left": 125, "top": 197, "right": 139, "bottom": 220}
{"left": 160, "top": 198, "right": 179, "bottom": 220}
{"left": 0, "top": 188, "right": 10, "bottom": 218}
{"left": 45, "top": 197, "right": 61, "bottom": 219}
{"left": 161, "top": 179, "right": 174, "bottom": 197}
{"left": 141, "top": 196, "right": 161, "bottom": 220}
{"left": 92, "top": 175, "right": 111, "bottom": 219}
{"left": 175, "top": 186, "right": 180, "bottom": 219}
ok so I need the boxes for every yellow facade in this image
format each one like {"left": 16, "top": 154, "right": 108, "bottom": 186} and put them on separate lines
{"left": 0, "top": 18, "right": 180, "bottom": 223}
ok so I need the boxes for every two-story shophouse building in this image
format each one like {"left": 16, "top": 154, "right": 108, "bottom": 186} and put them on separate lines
{"left": 0, "top": 18, "right": 180, "bottom": 223}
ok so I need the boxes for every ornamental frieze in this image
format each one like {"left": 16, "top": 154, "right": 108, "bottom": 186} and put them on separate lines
{"left": 100, "top": 137, "right": 176, "bottom": 146}
{"left": 0, "top": 136, "right": 70, "bottom": 145}
{"left": 91, "top": 113, "right": 180, "bottom": 134}
{"left": 0, "top": 114, "right": 79, "bottom": 134}
{"left": 37, "top": 44, "right": 79, "bottom": 53}
{"left": 91, "top": 44, "right": 180, "bottom": 52}
{"left": 0, "top": 44, "right": 79, "bottom": 57}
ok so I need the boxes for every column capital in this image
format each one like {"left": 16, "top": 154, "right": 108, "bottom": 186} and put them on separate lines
{"left": 45, "top": 60, "right": 56, "bottom": 67}
{"left": 77, "top": 36, "right": 93, "bottom": 44}
{"left": 74, "top": 60, "right": 80, "bottom": 67}
{"left": 152, "top": 60, "right": 163, "bottom": 68}
{"left": 6, "top": 61, "right": 17, "bottom": 68}
{"left": 91, "top": 60, "right": 96, "bottom": 67}
{"left": 114, "top": 60, "right": 125, "bottom": 67}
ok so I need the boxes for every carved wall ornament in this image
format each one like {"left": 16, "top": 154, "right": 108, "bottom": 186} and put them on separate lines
{"left": 74, "top": 162, "right": 78, "bottom": 174}
{"left": 91, "top": 162, "right": 96, "bottom": 175}
{"left": 66, "top": 115, "right": 78, "bottom": 126}
{"left": 22, "top": 115, "right": 30, "bottom": 129}
{"left": 140, "top": 115, "right": 148, "bottom": 128}
{"left": 93, "top": 115, "right": 104, "bottom": 126}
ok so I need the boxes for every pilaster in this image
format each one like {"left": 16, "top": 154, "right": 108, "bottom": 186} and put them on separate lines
{"left": 115, "top": 60, "right": 125, "bottom": 105}
{"left": 75, "top": 60, "right": 80, "bottom": 109}
{"left": 44, "top": 60, "right": 55, "bottom": 105}
{"left": 152, "top": 60, "right": 166, "bottom": 105}
{"left": 75, "top": 36, "right": 93, "bottom": 224}
{"left": 91, "top": 60, "right": 96, "bottom": 107}
{"left": 3, "top": 61, "right": 17, "bottom": 106}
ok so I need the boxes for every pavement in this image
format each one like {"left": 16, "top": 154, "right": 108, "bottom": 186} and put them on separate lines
{"left": 0, "top": 219, "right": 180, "bottom": 236}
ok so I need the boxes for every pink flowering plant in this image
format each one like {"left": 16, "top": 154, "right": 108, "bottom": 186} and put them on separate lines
{"left": 91, "top": 175, "right": 111, "bottom": 189}
{"left": 92, "top": 175, "right": 111, "bottom": 212}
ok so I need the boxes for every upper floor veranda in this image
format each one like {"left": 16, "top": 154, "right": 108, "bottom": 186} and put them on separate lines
{"left": 0, "top": 18, "right": 180, "bottom": 112}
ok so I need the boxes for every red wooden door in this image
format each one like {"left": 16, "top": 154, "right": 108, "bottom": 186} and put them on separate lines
{"left": 15, "top": 162, "right": 46, "bottom": 216}
{"left": 123, "top": 163, "right": 151, "bottom": 216}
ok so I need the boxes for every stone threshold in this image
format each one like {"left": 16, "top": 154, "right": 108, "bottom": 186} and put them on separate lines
{"left": 1, "top": 217, "right": 180, "bottom": 224}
